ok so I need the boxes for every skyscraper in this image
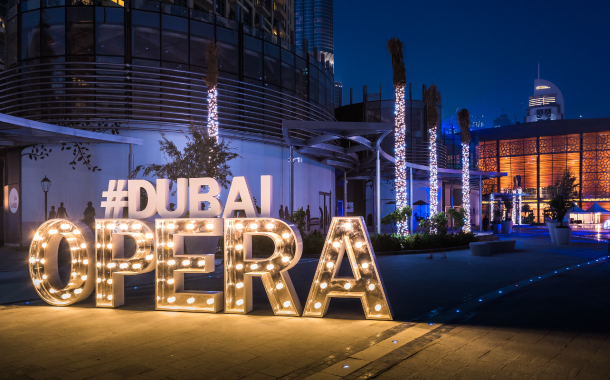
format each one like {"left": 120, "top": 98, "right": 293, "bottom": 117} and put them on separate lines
{"left": 296, "top": 0, "right": 333, "bottom": 68}
{"left": 334, "top": 82, "right": 342, "bottom": 108}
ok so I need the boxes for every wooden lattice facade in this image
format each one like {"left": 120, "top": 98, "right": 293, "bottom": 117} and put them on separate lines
{"left": 477, "top": 128, "right": 610, "bottom": 223}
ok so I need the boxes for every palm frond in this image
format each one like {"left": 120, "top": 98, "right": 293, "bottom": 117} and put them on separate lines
{"left": 387, "top": 38, "right": 406, "bottom": 87}
{"left": 458, "top": 108, "right": 471, "bottom": 144}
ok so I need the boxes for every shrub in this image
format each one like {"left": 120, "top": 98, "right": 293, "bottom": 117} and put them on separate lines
{"left": 302, "top": 230, "right": 326, "bottom": 256}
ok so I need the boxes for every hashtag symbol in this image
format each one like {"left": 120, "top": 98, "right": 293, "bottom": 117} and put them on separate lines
{"left": 101, "top": 180, "right": 128, "bottom": 218}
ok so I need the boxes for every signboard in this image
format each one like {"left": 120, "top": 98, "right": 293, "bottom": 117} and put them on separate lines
{"left": 9, "top": 188, "right": 18, "bottom": 213}
{"left": 27, "top": 176, "right": 392, "bottom": 320}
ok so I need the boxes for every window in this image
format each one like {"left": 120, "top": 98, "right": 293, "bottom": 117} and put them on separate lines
{"left": 216, "top": 27, "right": 237, "bottom": 74}
{"left": 189, "top": 20, "right": 213, "bottom": 68}
{"left": 132, "top": 11, "right": 160, "bottom": 60}
{"left": 96, "top": 7, "right": 124, "bottom": 56}
{"left": 243, "top": 35, "right": 262, "bottom": 79}
{"left": 280, "top": 48, "right": 294, "bottom": 91}
{"left": 42, "top": 8, "right": 65, "bottom": 57}
{"left": 21, "top": 11, "right": 41, "bottom": 60}
{"left": 161, "top": 15, "right": 187, "bottom": 63}
{"left": 263, "top": 42, "right": 279, "bottom": 85}
{"left": 67, "top": 7, "right": 94, "bottom": 55}
{"left": 295, "top": 56, "right": 307, "bottom": 98}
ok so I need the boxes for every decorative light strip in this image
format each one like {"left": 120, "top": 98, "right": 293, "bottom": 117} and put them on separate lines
{"left": 461, "top": 143, "right": 471, "bottom": 233}
{"left": 302, "top": 217, "right": 392, "bottom": 320}
{"left": 429, "top": 124, "right": 438, "bottom": 230}
{"left": 517, "top": 188, "right": 523, "bottom": 225}
{"left": 156, "top": 219, "right": 223, "bottom": 312}
{"left": 207, "top": 86, "right": 218, "bottom": 139}
{"left": 28, "top": 219, "right": 95, "bottom": 306}
{"left": 95, "top": 219, "right": 156, "bottom": 308}
{"left": 394, "top": 86, "right": 408, "bottom": 235}
{"left": 511, "top": 190, "right": 517, "bottom": 222}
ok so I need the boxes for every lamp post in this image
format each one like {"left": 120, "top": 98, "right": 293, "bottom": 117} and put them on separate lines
{"left": 41, "top": 176, "right": 51, "bottom": 221}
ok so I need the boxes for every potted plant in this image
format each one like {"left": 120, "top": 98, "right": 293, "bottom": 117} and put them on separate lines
{"left": 500, "top": 194, "right": 513, "bottom": 234}
{"left": 545, "top": 208, "right": 559, "bottom": 244}
{"left": 447, "top": 207, "right": 466, "bottom": 232}
{"left": 547, "top": 169, "right": 578, "bottom": 245}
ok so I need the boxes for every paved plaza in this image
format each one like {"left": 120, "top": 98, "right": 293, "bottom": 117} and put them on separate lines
{"left": 0, "top": 228, "right": 609, "bottom": 379}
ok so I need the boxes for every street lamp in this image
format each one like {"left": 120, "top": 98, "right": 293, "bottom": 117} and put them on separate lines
{"left": 41, "top": 176, "right": 52, "bottom": 221}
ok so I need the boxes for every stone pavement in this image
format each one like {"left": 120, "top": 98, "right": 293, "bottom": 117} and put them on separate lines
{"left": 0, "top": 229, "right": 609, "bottom": 379}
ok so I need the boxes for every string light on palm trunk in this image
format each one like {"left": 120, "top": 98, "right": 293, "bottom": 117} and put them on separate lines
{"left": 207, "top": 86, "right": 218, "bottom": 139}
{"left": 462, "top": 143, "right": 471, "bottom": 233}
{"left": 394, "top": 86, "right": 408, "bottom": 235}
{"left": 517, "top": 188, "right": 522, "bottom": 225}
{"left": 429, "top": 125, "right": 438, "bottom": 232}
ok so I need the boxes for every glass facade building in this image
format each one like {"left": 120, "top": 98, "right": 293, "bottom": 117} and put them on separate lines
{"left": 476, "top": 119, "right": 610, "bottom": 223}
{"left": 295, "top": 0, "right": 332, "bottom": 66}
{"left": 0, "top": 0, "right": 334, "bottom": 138}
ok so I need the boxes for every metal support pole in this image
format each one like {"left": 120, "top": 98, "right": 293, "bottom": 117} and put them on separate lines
{"left": 289, "top": 145, "right": 294, "bottom": 215}
{"left": 376, "top": 150, "right": 381, "bottom": 234}
{"left": 409, "top": 167, "right": 413, "bottom": 233}
{"left": 44, "top": 191, "right": 48, "bottom": 221}
{"left": 450, "top": 182, "right": 454, "bottom": 229}
{"left": 128, "top": 143, "right": 134, "bottom": 179}
{"left": 343, "top": 171, "right": 348, "bottom": 216}
{"left": 479, "top": 175, "right": 483, "bottom": 232}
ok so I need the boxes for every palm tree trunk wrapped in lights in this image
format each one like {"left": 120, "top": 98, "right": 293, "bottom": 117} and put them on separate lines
{"left": 387, "top": 38, "right": 408, "bottom": 235}
{"left": 424, "top": 84, "right": 440, "bottom": 231}
{"left": 458, "top": 109, "right": 471, "bottom": 233}
{"left": 205, "top": 42, "right": 220, "bottom": 139}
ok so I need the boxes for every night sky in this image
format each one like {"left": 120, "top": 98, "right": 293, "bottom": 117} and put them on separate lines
{"left": 334, "top": 0, "right": 610, "bottom": 129}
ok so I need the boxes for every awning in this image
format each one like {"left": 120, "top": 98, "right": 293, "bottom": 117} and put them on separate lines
{"left": 585, "top": 202, "right": 610, "bottom": 214}
{"left": 0, "top": 113, "right": 143, "bottom": 146}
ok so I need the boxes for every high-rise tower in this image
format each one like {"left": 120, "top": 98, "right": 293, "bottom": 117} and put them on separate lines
{"left": 295, "top": 0, "right": 333, "bottom": 68}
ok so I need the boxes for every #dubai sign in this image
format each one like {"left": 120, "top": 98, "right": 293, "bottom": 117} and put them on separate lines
{"left": 29, "top": 176, "right": 392, "bottom": 320}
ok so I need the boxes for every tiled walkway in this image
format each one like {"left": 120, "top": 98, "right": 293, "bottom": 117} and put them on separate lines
{"left": 0, "top": 229, "right": 609, "bottom": 379}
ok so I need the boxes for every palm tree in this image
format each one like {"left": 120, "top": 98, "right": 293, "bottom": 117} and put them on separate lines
{"left": 424, "top": 84, "right": 439, "bottom": 229}
{"left": 458, "top": 109, "right": 471, "bottom": 233}
{"left": 205, "top": 42, "right": 220, "bottom": 139}
{"left": 387, "top": 38, "right": 408, "bottom": 235}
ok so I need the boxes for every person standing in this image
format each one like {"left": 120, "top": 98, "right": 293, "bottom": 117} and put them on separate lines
{"left": 284, "top": 206, "right": 289, "bottom": 219}
{"left": 279, "top": 205, "right": 284, "bottom": 219}
{"left": 83, "top": 201, "right": 96, "bottom": 231}
{"left": 306, "top": 205, "right": 311, "bottom": 231}
{"left": 57, "top": 202, "right": 68, "bottom": 219}
{"left": 483, "top": 214, "right": 489, "bottom": 232}
{"left": 48, "top": 206, "right": 57, "bottom": 219}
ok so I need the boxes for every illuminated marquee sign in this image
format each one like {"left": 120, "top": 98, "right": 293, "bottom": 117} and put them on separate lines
{"left": 28, "top": 176, "right": 392, "bottom": 320}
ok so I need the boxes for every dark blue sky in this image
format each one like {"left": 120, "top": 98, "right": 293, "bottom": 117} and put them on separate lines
{"left": 334, "top": 0, "right": 610, "bottom": 129}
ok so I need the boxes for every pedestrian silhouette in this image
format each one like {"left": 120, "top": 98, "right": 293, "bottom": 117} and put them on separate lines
{"left": 319, "top": 207, "right": 324, "bottom": 230}
{"left": 284, "top": 206, "right": 289, "bottom": 219}
{"left": 306, "top": 205, "right": 311, "bottom": 231}
{"left": 279, "top": 205, "right": 284, "bottom": 219}
{"left": 57, "top": 202, "right": 68, "bottom": 219}
{"left": 48, "top": 206, "right": 57, "bottom": 219}
{"left": 83, "top": 201, "right": 96, "bottom": 230}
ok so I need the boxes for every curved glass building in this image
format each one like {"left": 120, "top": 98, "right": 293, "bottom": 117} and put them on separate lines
{"left": 0, "top": 0, "right": 337, "bottom": 245}
{"left": 1, "top": 0, "right": 334, "bottom": 138}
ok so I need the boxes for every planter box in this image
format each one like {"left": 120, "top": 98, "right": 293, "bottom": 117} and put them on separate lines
{"left": 555, "top": 226, "right": 572, "bottom": 245}
{"left": 501, "top": 220, "right": 513, "bottom": 234}
{"left": 546, "top": 222, "right": 560, "bottom": 244}
{"left": 492, "top": 223, "right": 502, "bottom": 234}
